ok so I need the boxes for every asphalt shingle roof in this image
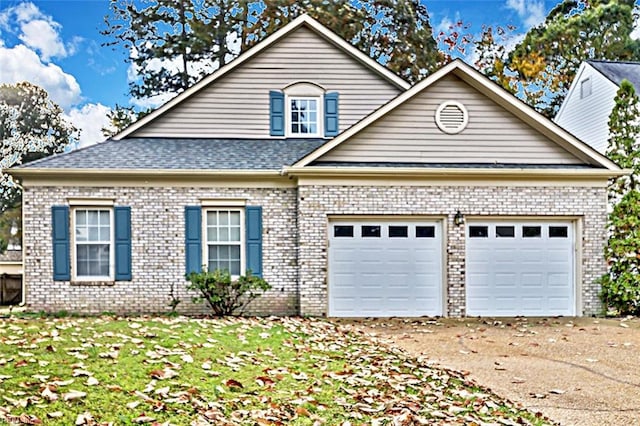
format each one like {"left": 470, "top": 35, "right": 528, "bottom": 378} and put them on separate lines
{"left": 588, "top": 60, "right": 640, "bottom": 91}
{"left": 19, "top": 138, "right": 327, "bottom": 170}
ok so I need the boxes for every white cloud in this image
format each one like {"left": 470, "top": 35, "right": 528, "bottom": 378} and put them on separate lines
{"left": 0, "top": 43, "right": 81, "bottom": 109}
{"left": 505, "top": 0, "right": 546, "bottom": 29}
{"left": 0, "top": 1, "right": 71, "bottom": 61}
{"left": 64, "top": 103, "right": 110, "bottom": 148}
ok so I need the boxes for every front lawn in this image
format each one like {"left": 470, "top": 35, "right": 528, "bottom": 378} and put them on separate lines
{"left": 0, "top": 315, "right": 551, "bottom": 425}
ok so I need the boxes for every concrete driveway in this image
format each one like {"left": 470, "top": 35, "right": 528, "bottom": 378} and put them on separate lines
{"left": 343, "top": 317, "right": 640, "bottom": 426}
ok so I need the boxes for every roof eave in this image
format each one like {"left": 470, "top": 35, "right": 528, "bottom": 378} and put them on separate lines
{"left": 283, "top": 165, "right": 629, "bottom": 179}
{"left": 9, "top": 168, "right": 284, "bottom": 178}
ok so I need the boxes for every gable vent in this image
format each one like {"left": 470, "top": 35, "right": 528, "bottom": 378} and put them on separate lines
{"left": 435, "top": 101, "right": 468, "bottom": 134}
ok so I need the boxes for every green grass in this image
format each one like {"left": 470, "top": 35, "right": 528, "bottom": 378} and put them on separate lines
{"left": 0, "top": 315, "right": 552, "bottom": 425}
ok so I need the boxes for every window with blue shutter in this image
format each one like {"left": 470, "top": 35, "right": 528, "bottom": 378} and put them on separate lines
{"left": 114, "top": 206, "right": 132, "bottom": 280}
{"left": 52, "top": 206, "right": 70, "bottom": 281}
{"left": 185, "top": 206, "right": 202, "bottom": 275}
{"left": 270, "top": 91, "right": 285, "bottom": 136}
{"left": 324, "top": 92, "right": 339, "bottom": 137}
{"left": 245, "top": 206, "right": 263, "bottom": 277}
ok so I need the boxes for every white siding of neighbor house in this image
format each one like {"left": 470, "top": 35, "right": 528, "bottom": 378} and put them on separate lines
{"left": 319, "top": 75, "right": 584, "bottom": 164}
{"left": 130, "top": 26, "right": 401, "bottom": 138}
{"left": 554, "top": 64, "right": 619, "bottom": 154}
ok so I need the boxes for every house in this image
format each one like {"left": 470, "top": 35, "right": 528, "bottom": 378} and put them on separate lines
{"left": 555, "top": 60, "right": 640, "bottom": 154}
{"left": 9, "top": 16, "right": 624, "bottom": 317}
{"left": 0, "top": 249, "right": 22, "bottom": 305}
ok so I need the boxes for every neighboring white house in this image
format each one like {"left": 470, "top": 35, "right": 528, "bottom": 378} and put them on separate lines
{"left": 555, "top": 60, "right": 640, "bottom": 154}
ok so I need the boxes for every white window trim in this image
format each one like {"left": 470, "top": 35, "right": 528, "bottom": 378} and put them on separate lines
{"left": 580, "top": 78, "right": 592, "bottom": 99}
{"left": 286, "top": 95, "right": 323, "bottom": 137}
{"left": 71, "top": 206, "right": 115, "bottom": 282}
{"left": 202, "top": 208, "right": 245, "bottom": 278}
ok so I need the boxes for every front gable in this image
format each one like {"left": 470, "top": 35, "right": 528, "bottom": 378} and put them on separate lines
{"left": 318, "top": 73, "right": 582, "bottom": 165}
{"left": 294, "top": 60, "right": 620, "bottom": 172}
{"left": 124, "top": 19, "right": 405, "bottom": 139}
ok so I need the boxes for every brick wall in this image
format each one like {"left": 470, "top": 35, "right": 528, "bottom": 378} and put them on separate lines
{"left": 24, "top": 183, "right": 608, "bottom": 317}
{"left": 23, "top": 186, "right": 299, "bottom": 315}
{"left": 297, "top": 184, "right": 608, "bottom": 317}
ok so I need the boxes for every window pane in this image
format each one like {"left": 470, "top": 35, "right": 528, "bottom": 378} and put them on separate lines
{"left": 89, "top": 227, "right": 99, "bottom": 241}
{"left": 361, "top": 225, "right": 381, "bottom": 238}
{"left": 230, "top": 260, "right": 240, "bottom": 276}
{"left": 207, "top": 227, "right": 218, "bottom": 242}
{"left": 496, "top": 226, "right": 515, "bottom": 238}
{"left": 230, "top": 212, "right": 240, "bottom": 225}
{"left": 389, "top": 226, "right": 408, "bottom": 238}
{"left": 230, "top": 245, "right": 240, "bottom": 260}
{"left": 207, "top": 212, "right": 217, "bottom": 226}
{"left": 334, "top": 225, "right": 353, "bottom": 237}
{"left": 219, "top": 211, "right": 228, "bottom": 225}
{"left": 469, "top": 226, "right": 488, "bottom": 238}
{"left": 230, "top": 227, "right": 241, "bottom": 242}
{"left": 99, "top": 211, "right": 109, "bottom": 225}
{"left": 219, "top": 227, "right": 229, "bottom": 242}
{"left": 76, "top": 210, "right": 86, "bottom": 225}
{"left": 549, "top": 226, "right": 568, "bottom": 238}
{"left": 523, "top": 226, "right": 542, "bottom": 238}
{"left": 416, "top": 226, "right": 435, "bottom": 238}
{"left": 88, "top": 211, "right": 99, "bottom": 225}
{"left": 99, "top": 226, "right": 110, "bottom": 241}
{"left": 76, "top": 227, "right": 88, "bottom": 242}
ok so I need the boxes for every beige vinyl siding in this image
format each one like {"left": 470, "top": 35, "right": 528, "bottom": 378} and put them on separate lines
{"left": 131, "top": 26, "right": 401, "bottom": 138}
{"left": 319, "top": 75, "right": 583, "bottom": 164}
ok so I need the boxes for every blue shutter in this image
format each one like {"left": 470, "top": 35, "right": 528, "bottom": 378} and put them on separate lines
{"left": 51, "top": 206, "right": 70, "bottom": 281}
{"left": 324, "top": 92, "right": 339, "bottom": 137}
{"left": 114, "top": 206, "right": 132, "bottom": 281}
{"left": 245, "top": 206, "right": 263, "bottom": 277}
{"left": 270, "top": 90, "right": 285, "bottom": 136}
{"left": 185, "top": 206, "right": 202, "bottom": 275}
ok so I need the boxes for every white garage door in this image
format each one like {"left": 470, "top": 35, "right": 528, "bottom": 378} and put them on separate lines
{"left": 328, "top": 219, "right": 443, "bottom": 317}
{"left": 466, "top": 221, "right": 575, "bottom": 316}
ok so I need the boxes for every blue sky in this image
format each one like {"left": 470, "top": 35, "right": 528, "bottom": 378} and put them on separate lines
{"left": 0, "top": 0, "right": 563, "bottom": 147}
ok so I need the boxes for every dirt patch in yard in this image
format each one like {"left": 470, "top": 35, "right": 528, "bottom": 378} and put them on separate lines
{"left": 341, "top": 317, "right": 640, "bottom": 426}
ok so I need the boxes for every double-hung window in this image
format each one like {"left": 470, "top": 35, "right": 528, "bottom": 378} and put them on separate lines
{"left": 73, "top": 208, "right": 113, "bottom": 280}
{"left": 289, "top": 97, "right": 319, "bottom": 136}
{"left": 204, "top": 209, "right": 244, "bottom": 276}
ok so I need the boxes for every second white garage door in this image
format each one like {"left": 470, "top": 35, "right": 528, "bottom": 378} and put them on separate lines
{"left": 466, "top": 221, "right": 575, "bottom": 316}
{"left": 328, "top": 219, "right": 443, "bottom": 317}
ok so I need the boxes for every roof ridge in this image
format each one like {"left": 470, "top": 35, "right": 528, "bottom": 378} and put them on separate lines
{"left": 587, "top": 59, "right": 640, "bottom": 66}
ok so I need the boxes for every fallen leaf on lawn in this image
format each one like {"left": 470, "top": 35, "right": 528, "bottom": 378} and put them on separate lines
{"left": 149, "top": 368, "right": 178, "bottom": 380}
{"left": 620, "top": 323, "right": 629, "bottom": 328}
{"left": 18, "top": 413, "right": 42, "bottom": 424}
{"left": 72, "top": 369, "right": 92, "bottom": 377}
{"left": 530, "top": 393, "right": 547, "bottom": 399}
{"left": 586, "top": 358, "right": 598, "bottom": 363}
{"left": 41, "top": 385, "right": 58, "bottom": 401}
{"left": 181, "top": 354, "right": 194, "bottom": 363}
{"left": 549, "top": 389, "right": 565, "bottom": 394}
{"left": 63, "top": 390, "right": 87, "bottom": 401}
{"left": 155, "top": 386, "right": 170, "bottom": 397}
{"left": 129, "top": 323, "right": 142, "bottom": 329}
{"left": 86, "top": 377, "right": 100, "bottom": 386}
{"left": 255, "top": 376, "right": 275, "bottom": 387}
{"left": 132, "top": 414, "right": 156, "bottom": 423}
{"left": 126, "top": 401, "right": 141, "bottom": 409}
{"left": 225, "top": 379, "right": 243, "bottom": 390}
{"left": 47, "top": 412, "right": 63, "bottom": 418}
{"left": 511, "top": 377, "right": 526, "bottom": 384}
{"left": 75, "top": 411, "right": 93, "bottom": 425}
{"left": 51, "top": 379, "right": 74, "bottom": 386}
{"left": 295, "top": 407, "right": 311, "bottom": 417}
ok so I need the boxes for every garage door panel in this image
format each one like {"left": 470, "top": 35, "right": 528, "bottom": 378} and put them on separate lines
{"left": 467, "top": 221, "right": 575, "bottom": 316}
{"left": 329, "top": 220, "right": 443, "bottom": 317}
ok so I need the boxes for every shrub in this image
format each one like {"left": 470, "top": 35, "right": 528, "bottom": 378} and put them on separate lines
{"left": 185, "top": 269, "right": 271, "bottom": 316}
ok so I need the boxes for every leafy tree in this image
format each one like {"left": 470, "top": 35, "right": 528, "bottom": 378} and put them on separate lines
{"left": 0, "top": 82, "right": 78, "bottom": 250}
{"left": 102, "top": 0, "right": 441, "bottom": 104}
{"left": 600, "top": 80, "right": 640, "bottom": 315}
{"left": 101, "top": 105, "right": 151, "bottom": 138}
{"left": 505, "top": 0, "right": 640, "bottom": 117}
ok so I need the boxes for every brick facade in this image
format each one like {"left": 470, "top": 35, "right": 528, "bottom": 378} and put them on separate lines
{"left": 23, "top": 183, "right": 607, "bottom": 317}
{"left": 297, "top": 184, "right": 607, "bottom": 317}
{"left": 23, "top": 186, "right": 299, "bottom": 315}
